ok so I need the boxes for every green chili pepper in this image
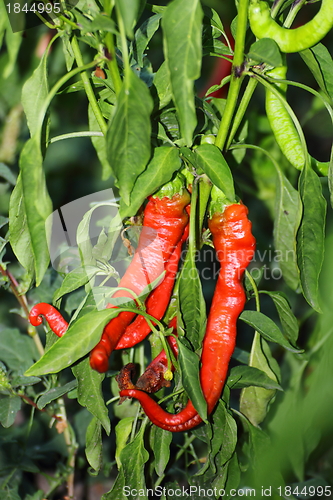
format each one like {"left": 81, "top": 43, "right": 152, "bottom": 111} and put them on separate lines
{"left": 265, "top": 65, "right": 305, "bottom": 170}
{"left": 248, "top": 0, "right": 333, "bottom": 53}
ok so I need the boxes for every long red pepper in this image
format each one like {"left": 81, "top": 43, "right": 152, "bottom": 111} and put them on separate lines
{"left": 29, "top": 188, "right": 190, "bottom": 372}
{"left": 89, "top": 190, "right": 190, "bottom": 372}
{"left": 119, "top": 203, "right": 256, "bottom": 432}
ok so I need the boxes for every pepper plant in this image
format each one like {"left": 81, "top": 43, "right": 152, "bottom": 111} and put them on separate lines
{"left": 1, "top": 0, "right": 333, "bottom": 498}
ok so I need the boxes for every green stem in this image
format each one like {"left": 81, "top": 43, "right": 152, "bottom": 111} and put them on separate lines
{"left": 214, "top": 0, "right": 249, "bottom": 151}
{"left": 105, "top": 32, "right": 123, "bottom": 95}
{"left": 154, "top": 434, "right": 197, "bottom": 488}
{"left": 103, "top": 0, "right": 122, "bottom": 94}
{"left": 0, "top": 265, "right": 45, "bottom": 357}
{"left": 245, "top": 269, "right": 260, "bottom": 311}
{"left": 226, "top": 76, "right": 258, "bottom": 149}
{"left": 116, "top": 7, "right": 130, "bottom": 74}
{"left": 71, "top": 36, "right": 108, "bottom": 136}
{"left": 197, "top": 174, "right": 212, "bottom": 247}
{"left": 56, "top": 399, "right": 78, "bottom": 499}
{"left": 284, "top": 0, "right": 307, "bottom": 28}
{"left": 270, "top": 0, "right": 287, "bottom": 19}
{"left": 49, "top": 131, "right": 104, "bottom": 143}
{"left": 37, "top": 57, "right": 104, "bottom": 140}
{"left": 58, "top": 14, "right": 80, "bottom": 30}
{"left": 188, "top": 178, "right": 198, "bottom": 257}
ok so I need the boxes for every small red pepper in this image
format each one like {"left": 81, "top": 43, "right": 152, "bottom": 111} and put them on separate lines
{"left": 120, "top": 203, "right": 256, "bottom": 432}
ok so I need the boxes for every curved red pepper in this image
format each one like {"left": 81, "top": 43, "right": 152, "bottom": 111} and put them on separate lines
{"left": 120, "top": 203, "right": 256, "bottom": 432}
{"left": 29, "top": 303, "right": 68, "bottom": 337}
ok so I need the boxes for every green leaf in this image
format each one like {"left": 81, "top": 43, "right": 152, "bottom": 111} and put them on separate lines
{"left": 24, "top": 309, "right": 121, "bottom": 377}
{"left": 76, "top": 200, "right": 121, "bottom": 270}
{"left": 195, "top": 144, "right": 235, "bottom": 201}
{"left": 273, "top": 166, "right": 302, "bottom": 291}
{"left": 72, "top": 358, "right": 110, "bottom": 434}
{"left": 153, "top": 61, "right": 172, "bottom": 109}
{"left": 53, "top": 265, "right": 99, "bottom": 303}
{"left": 20, "top": 136, "right": 53, "bottom": 285}
{"left": 102, "top": 469, "right": 126, "bottom": 500}
{"left": 115, "top": 0, "right": 140, "bottom": 39}
{"left": 297, "top": 165, "right": 326, "bottom": 312}
{"left": 107, "top": 70, "right": 153, "bottom": 205}
{"left": 120, "top": 425, "right": 149, "bottom": 498}
{"left": 150, "top": 425, "right": 172, "bottom": 476}
{"left": 86, "top": 13, "right": 118, "bottom": 33}
{"left": 209, "top": 401, "right": 237, "bottom": 471}
{"left": 248, "top": 38, "right": 283, "bottom": 67}
{"left": 228, "top": 365, "right": 282, "bottom": 391}
{"left": 178, "top": 339, "right": 207, "bottom": 422}
{"left": 162, "top": 0, "right": 203, "bottom": 145}
{"left": 11, "top": 375, "right": 41, "bottom": 388}
{"left": 85, "top": 416, "right": 103, "bottom": 473}
{"left": 37, "top": 380, "right": 78, "bottom": 409}
{"left": 235, "top": 408, "right": 271, "bottom": 469}
{"left": 300, "top": 43, "right": 333, "bottom": 101}
{"left": 21, "top": 49, "right": 48, "bottom": 136}
{"left": 0, "top": 395, "right": 21, "bottom": 428}
{"left": 88, "top": 104, "right": 113, "bottom": 181}
{"left": 220, "top": 452, "right": 241, "bottom": 495}
{"left": 240, "top": 310, "right": 302, "bottom": 353}
{"left": 0, "top": 163, "right": 16, "bottom": 185}
{"left": 0, "top": 328, "right": 38, "bottom": 372}
{"left": 60, "top": 31, "right": 75, "bottom": 72}
{"left": 203, "top": 39, "right": 232, "bottom": 57}
{"left": 4, "top": 29, "right": 22, "bottom": 79}
{"left": 262, "top": 291, "right": 299, "bottom": 345}
{"left": 8, "top": 176, "right": 35, "bottom": 282}
{"left": 115, "top": 417, "right": 134, "bottom": 468}
{"left": 25, "top": 491, "right": 45, "bottom": 500}
{"left": 179, "top": 254, "right": 206, "bottom": 351}
{"left": 133, "top": 14, "right": 162, "bottom": 66}
{"left": 120, "top": 146, "right": 181, "bottom": 218}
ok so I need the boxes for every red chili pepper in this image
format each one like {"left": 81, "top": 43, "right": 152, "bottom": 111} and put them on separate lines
{"left": 115, "top": 223, "right": 188, "bottom": 350}
{"left": 88, "top": 188, "right": 190, "bottom": 372}
{"left": 119, "top": 203, "right": 256, "bottom": 432}
{"left": 29, "top": 303, "right": 68, "bottom": 337}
